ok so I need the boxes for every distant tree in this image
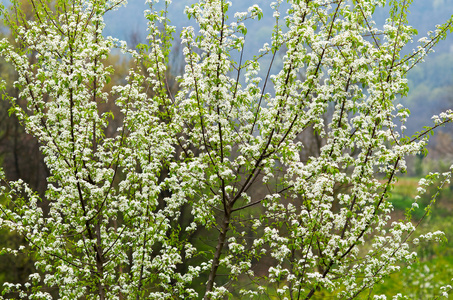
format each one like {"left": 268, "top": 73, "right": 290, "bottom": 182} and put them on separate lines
{"left": 0, "top": 0, "right": 453, "bottom": 299}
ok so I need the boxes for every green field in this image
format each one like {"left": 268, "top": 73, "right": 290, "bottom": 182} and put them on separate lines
{"left": 366, "top": 176, "right": 453, "bottom": 298}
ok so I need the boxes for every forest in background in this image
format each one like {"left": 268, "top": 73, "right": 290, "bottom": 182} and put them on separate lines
{"left": 0, "top": 0, "right": 452, "bottom": 298}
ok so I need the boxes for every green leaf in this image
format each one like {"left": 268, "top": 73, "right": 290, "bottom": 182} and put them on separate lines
{"left": 8, "top": 106, "right": 15, "bottom": 117}
{"left": 258, "top": 11, "right": 263, "bottom": 21}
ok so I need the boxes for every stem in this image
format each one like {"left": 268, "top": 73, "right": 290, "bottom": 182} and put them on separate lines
{"left": 96, "top": 213, "right": 105, "bottom": 300}
{"left": 204, "top": 210, "right": 231, "bottom": 299}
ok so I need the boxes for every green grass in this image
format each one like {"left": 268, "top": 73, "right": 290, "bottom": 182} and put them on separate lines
{"left": 372, "top": 176, "right": 453, "bottom": 298}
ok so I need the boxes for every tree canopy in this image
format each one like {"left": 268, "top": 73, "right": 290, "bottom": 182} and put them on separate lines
{"left": 0, "top": 0, "right": 453, "bottom": 299}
